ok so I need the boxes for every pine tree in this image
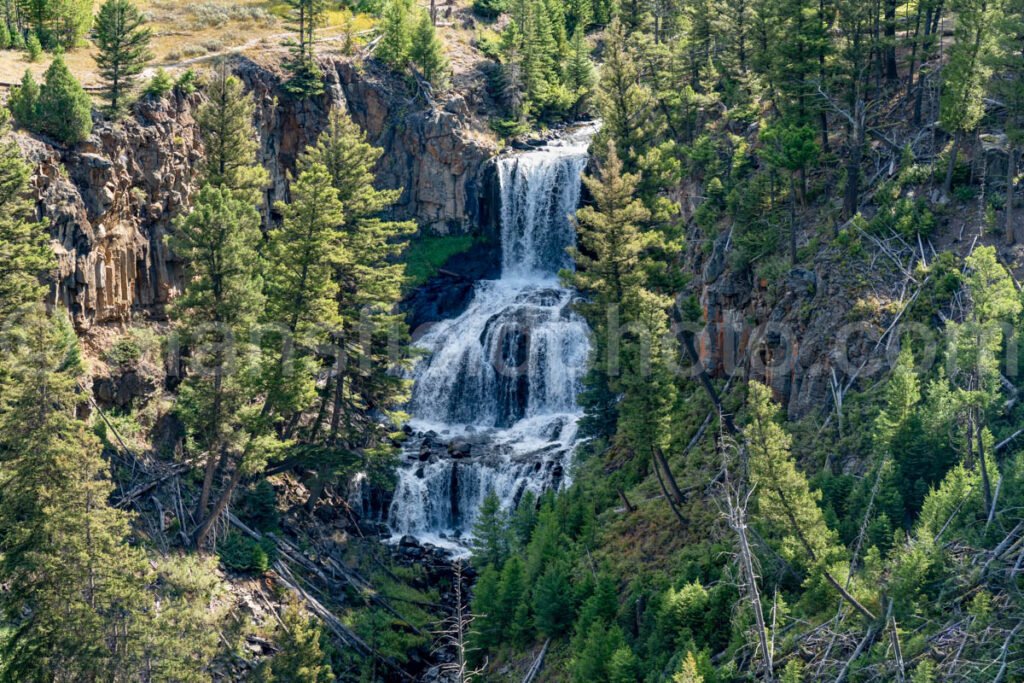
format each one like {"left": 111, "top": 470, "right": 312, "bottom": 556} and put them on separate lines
{"left": 34, "top": 51, "right": 92, "bottom": 145}
{"left": 193, "top": 161, "right": 345, "bottom": 546}
{"left": 195, "top": 65, "right": 270, "bottom": 201}
{"left": 471, "top": 490, "right": 510, "bottom": 568}
{"left": 533, "top": 564, "right": 574, "bottom": 637}
{"left": 0, "top": 106, "right": 49, "bottom": 329}
{"left": 94, "top": 0, "right": 152, "bottom": 116}
{"left": 497, "top": 555, "right": 530, "bottom": 644}
{"left": 180, "top": 65, "right": 269, "bottom": 519}
{"left": 20, "top": 0, "right": 90, "bottom": 49}
{"left": 25, "top": 31, "right": 40, "bottom": 60}
{"left": 768, "top": 0, "right": 828, "bottom": 127}
{"left": 0, "top": 312, "right": 152, "bottom": 680}
{"left": 563, "top": 143, "right": 657, "bottom": 439}
{"left": 264, "top": 602, "right": 334, "bottom": 682}
{"left": 283, "top": 0, "right": 325, "bottom": 97}
{"left": 672, "top": 652, "right": 704, "bottom": 683}
{"left": 168, "top": 185, "right": 264, "bottom": 518}
{"left": 759, "top": 121, "right": 819, "bottom": 264}
{"left": 745, "top": 381, "right": 877, "bottom": 620}
{"left": 8, "top": 69, "right": 39, "bottom": 129}
{"left": 377, "top": 0, "right": 415, "bottom": 69}
{"left": 565, "top": 28, "right": 595, "bottom": 115}
{"left": 991, "top": 0, "right": 1024, "bottom": 244}
{"left": 295, "top": 109, "right": 414, "bottom": 508}
{"left": 469, "top": 564, "right": 503, "bottom": 649}
{"left": 593, "top": 19, "right": 655, "bottom": 166}
{"left": 410, "top": 10, "right": 449, "bottom": 88}
{"left": 940, "top": 0, "right": 997, "bottom": 194}
{"left": 944, "top": 246, "right": 1022, "bottom": 515}
{"left": 573, "top": 623, "right": 627, "bottom": 682}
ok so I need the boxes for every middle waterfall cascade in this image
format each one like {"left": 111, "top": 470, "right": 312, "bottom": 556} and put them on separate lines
{"left": 385, "top": 125, "right": 598, "bottom": 549}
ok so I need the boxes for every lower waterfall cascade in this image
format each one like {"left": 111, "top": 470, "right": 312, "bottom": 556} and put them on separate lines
{"left": 383, "top": 124, "right": 598, "bottom": 550}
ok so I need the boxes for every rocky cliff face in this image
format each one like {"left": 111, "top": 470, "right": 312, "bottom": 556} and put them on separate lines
{"left": 20, "top": 55, "right": 496, "bottom": 331}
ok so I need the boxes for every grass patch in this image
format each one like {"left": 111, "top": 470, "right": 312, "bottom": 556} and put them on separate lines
{"left": 403, "top": 235, "right": 476, "bottom": 288}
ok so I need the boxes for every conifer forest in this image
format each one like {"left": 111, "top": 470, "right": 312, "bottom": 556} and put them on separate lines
{"left": 2, "top": 0, "right": 1024, "bottom": 679}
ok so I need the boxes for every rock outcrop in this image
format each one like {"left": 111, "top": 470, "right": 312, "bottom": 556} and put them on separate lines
{"left": 21, "top": 54, "right": 497, "bottom": 331}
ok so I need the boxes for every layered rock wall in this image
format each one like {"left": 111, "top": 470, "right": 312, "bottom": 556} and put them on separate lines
{"left": 20, "top": 55, "right": 496, "bottom": 331}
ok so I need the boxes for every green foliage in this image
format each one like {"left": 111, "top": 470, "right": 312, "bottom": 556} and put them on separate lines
{"left": 470, "top": 490, "right": 510, "bottom": 568}
{"left": 0, "top": 106, "right": 49, "bottom": 329}
{"left": 294, "top": 107, "right": 413, "bottom": 487}
{"left": 573, "top": 622, "right": 628, "bottom": 682}
{"left": 143, "top": 67, "right": 174, "bottom": 97}
{"left": 282, "top": 0, "right": 326, "bottom": 97}
{"left": 0, "top": 312, "right": 211, "bottom": 680}
{"left": 403, "top": 234, "right": 476, "bottom": 287}
{"left": 410, "top": 11, "right": 449, "bottom": 88}
{"left": 473, "top": 0, "right": 506, "bottom": 18}
{"left": 32, "top": 52, "right": 93, "bottom": 145}
{"left": 95, "top": 0, "right": 152, "bottom": 115}
{"left": 175, "top": 68, "right": 199, "bottom": 94}
{"left": 195, "top": 67, "right": 270, "bottom": 201}
{"left": 376, "top": 0, "right": 415, "bottom": 69}
{"left": 533, "top": 564, "right": 575, "bottom": 637}
{"left": 19, "top": 0, "right": 91, "bottom": 49}
{"left": 8, "top": 70, "right": 40, "bottom": 131}
{"left": 217, "top": 531, "right": 277, "bottom": 573}
{"left": 263, "top": 602, "right": 334, "bottom": 681}
{"left": 239, "top": 480, "right": 280, "bottom": 532}
{"left": 25, "top": 32, "right": 41, "bottom": 60}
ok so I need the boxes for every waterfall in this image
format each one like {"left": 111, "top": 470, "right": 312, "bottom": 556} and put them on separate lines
{"left": 386, "top": 124, "right": 597, "bottom": 550}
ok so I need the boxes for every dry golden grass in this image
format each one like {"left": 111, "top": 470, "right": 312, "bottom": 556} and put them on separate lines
{"left": 0, "top": 0, "right": 376, "bottom": 90}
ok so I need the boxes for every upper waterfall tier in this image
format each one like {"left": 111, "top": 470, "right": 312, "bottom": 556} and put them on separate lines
{"left": 386, "top": 124, "right": 598, "bottom": 545}
{"left": 497, "top": 125, "right": 597, "bottom": 277}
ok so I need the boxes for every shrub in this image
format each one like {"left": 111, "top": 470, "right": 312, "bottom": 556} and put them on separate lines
{"left": 25, "top": 33, "right": 42, "bottom": 61}
{"left": 175, "top": 68, "right": 199, "bottom": 94}
{"left": 472, "top": 0, "right": 506, "bottom": 18}
{"left": 238, "top": 480, "right": 280, "bottom": 532}
{"left": 144, "top": 68, "right": 174, "bottom": 97}
{"left": 217, "top": 532, "right": 277, "bottom": 573}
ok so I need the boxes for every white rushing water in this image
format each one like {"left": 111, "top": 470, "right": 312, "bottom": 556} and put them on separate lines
{"left": 386, "top": 124, "right": 598, "bottom": 550}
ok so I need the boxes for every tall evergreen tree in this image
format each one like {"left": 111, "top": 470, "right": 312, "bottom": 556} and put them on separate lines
{"left": 410, "top": 10, "right": 450, "bottom": 88}
{"left": 168, "top": 186, "right": 264, "bottom": 518}
{"left": 295, "top": 109, "right": 414, "bottom": 508}
{"left": 283, "top": 0, "right": 326, "bottom": 97}
{"left": 0, "top": 106, "right": 49, "bottom": 329}
{"left": 94, "top": 0, "right": 152, "bottom": 117}
{"left": 179, "top": 65, "right": 269, "bottom": 520}
{"left": 194, "top": 162, "right": 345, "bottom": 546}
{"left": 377, "top": 0, "right": 415, "bottom": 69}
{"left": 563, "top": 143, "right": 656, "bottom": 440}
{"left": 471, "top": 490, "right": 510, "bottom": 568}
{"left": 0, "top": 312, "right": 151, "bottom": 680}
{"left": 195, "top": 66, "right": 269, "bottom": 201}
{"left": 744, "top": 381, "right": 876, "bottom": 620}
{"left": 34, "top": 51, "right": 92, "bottom": 145}
{"left": 593, "top": 19, "right": 655, "bottom": 167}
{"left": 940, "top": 0, "right": 997, "bottom": 194}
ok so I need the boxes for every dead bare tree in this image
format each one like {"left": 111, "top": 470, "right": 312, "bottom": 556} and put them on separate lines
{"left": 718, "top": 429, "right": 775, "bottom": 681}
{"left": 433, "top": 560, "right": 486, "bottom": 683}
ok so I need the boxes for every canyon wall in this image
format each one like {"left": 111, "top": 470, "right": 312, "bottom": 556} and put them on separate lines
{"left": 18, "top": 55, "right": 496, "bottom": 331}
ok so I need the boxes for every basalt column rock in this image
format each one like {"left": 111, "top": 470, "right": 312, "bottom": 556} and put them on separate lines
{"left": 19, "top": 90, "right": 202, "bottom": 330}
{"left": 23, "top": 55, "right": 497, "bottom": 331}
{"left": 236, "top": 56, "right": 497, "bottom": 235}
